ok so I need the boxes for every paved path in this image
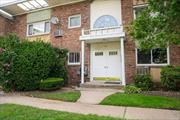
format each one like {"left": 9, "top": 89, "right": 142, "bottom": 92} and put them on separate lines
{"left": 0, "top": 95, "right": 180, "bottom": 120}
{"left": 77, "top": 88, "right": 121, "bottom": 104}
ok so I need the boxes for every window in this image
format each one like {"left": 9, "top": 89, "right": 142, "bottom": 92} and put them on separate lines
{"left": 109, "top": 51, "right": 118, "bottom": 56}
{"left": 95, "top": 52, "right": 103, "bottom": 56}
{"left": 133, "top": 5, "right": 148, "bottom": 19}
{"left": 93, "top": 15, "right": 119, "bottom": 29}
{"left": 68, "top": 14, "right": 81, "bottom": 28}
{"left": 68, "top": 52, "right": 80, "bottom": 65}
{"left": 27, "top": 21, "right": 50, "bottom": 36}
{"left": 137, "top": 48, "right": 168, "bottom": 65}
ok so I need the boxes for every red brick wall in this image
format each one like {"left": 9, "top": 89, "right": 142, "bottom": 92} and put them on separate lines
{"left": 121, "top": 0, "right": 136, "bottom": 84}
{"left": 170, "top": 45, "right": 180, "bottom": 66}
{"left": 50, "top": 1, "right": 90, "bottom": 85}
{"left": 12, "top": 15, "right": 27, "bottom": 38}
{"left": 0, "top": 16, "right": 13, "bottom": 36}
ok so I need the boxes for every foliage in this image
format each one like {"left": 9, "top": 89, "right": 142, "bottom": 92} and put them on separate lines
{"left": 0, "top": 34, "right": 20, "bottom": 51}
{"left": 39, "top": 78, "right": 64, "bottom": 91}
{"left": 124, "top": 85, "right": 142, "bottom": 94}
{"left": 161, "top": 66, "right": 180, "bottom": 91}
{"left": 31, "top": 91, "right": 81, "bottom": 102}
{"left": 49, "top": 48, "right": 68, "bottom": 81}
{"left": 134, "top": 74, "right": 153, "bottom": 91}
{"left": 0, "top": 34, "right": 68, "bottom": 91}
{"left": 129, "top": 0, "right": 180, "bottom": 50}
{"left": 12, "top": 41, "right": 56, "bottom": 91}
{"left": 100, "top": 93, "right": 180, "bottom": 110}
{"left": 0, "top": 104, "right": 122, "bottom": 120}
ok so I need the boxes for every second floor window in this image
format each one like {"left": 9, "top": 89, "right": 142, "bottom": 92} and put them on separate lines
{"left": 68, "top": 14, "right": 81, "bottom": 28}
{"left": 27, "top": 21, "right": 50, "bottom": 36}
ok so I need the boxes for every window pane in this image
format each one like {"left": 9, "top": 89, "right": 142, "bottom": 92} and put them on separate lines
{"left": 44, "top": 22, "right": 50, "bottom": 33}
{"left": 33, "top": 22, "right": 45, "bottom": 34}
{"left": 152, "top": 48, "right": 167, "bottom": 64}
{"left": 69, "top": 52, "right": 80, "bottom": 63}
{"left": 28, "top": 25, "right": 33, "bottom": 35}
{"left": 137, "top": 49, "right": 151, "bottom": 64}
{"left": 70, "top": 16, "right": 80, "bottom": 27}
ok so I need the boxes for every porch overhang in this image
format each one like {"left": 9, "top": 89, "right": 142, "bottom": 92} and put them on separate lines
{"left": 0, "top": 0, "right": 86, "bottom": 16}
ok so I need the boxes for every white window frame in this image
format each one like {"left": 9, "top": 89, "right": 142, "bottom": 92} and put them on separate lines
{"left": 136, "top": 48, "right": 170, "bottom": 66}
{"left": 27, "top": 20, "right": 50, "bottom": 36}
{"left": 68, "top": 14, "right": 81, "bottom": 29}
{"left": 68, "top": 52, "right": 81, "bottom": 65}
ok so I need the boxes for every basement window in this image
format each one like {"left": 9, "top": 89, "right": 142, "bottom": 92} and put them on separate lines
{"left": 27, "top": 21, "right": 50, "bottom": 36}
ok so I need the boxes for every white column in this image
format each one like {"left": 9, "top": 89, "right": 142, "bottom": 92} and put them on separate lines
{"left": 120, "top": 38, "right": 126, "bottom": 85}
{"left": 81, "top": 40, "right": 85, "bottom": 84}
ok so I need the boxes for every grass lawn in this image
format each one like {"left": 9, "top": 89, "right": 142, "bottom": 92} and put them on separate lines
{"left": 100, "top": 93, "right": 180, "bottom": 110}
{"left": 0, "top": 104, "right": 122, "bottom": 120}
{"left": 30, "top": 91, "right": 81, "bottom": 102}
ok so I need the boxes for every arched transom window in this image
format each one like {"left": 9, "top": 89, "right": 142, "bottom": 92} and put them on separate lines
{"left": 93, "top": 15, "right": 119, "bottom": 29}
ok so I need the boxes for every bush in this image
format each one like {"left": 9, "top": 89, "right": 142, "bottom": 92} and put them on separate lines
{"left": 40, "top": 78, "right": 64, "bottom": 91}
{"left": 134, "top": 74, "right": 153, "bottom": 91}
{"left": 49, "top": 48, "right": 68, "bottom": 81}
{"left": 161, "top": 66, "right": 180, "bottom": 91}
{"left": 0, "top": 35, "right": 68, "bottom": 92}
{"left": 124, "top": 85, "right": 142, "bottom": 94}
{"left": 12, "top": 41, "right": 56, "bottom": 91}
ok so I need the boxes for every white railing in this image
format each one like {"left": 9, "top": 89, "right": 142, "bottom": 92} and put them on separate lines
{"left": 81, "top": 26, "right": 123, "bottom": 37}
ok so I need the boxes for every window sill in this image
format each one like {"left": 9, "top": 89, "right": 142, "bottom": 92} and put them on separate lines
{"left": 27, "top": 32, "right": 50, "bottom": 37}
{"left": 136, "top": 64, "right": 169, "bottom": 67}
{"left": 68, "top": 26, "right": 81, "bottom": 29}
{"left": 68, "top": 63, "right": 81, "bottom": 66}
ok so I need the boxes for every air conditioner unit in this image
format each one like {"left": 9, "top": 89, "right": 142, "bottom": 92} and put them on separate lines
{"left": 54, "top": 29, "right": 63, "bottom": 37}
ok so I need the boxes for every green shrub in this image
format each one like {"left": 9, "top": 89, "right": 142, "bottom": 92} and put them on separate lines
{"left": 161, "top": 66, "right": 180, "bottom": 91}
{"left": 49, "top": 48, "right": 68, "bottom": 81}
{"left": 124, "top": 85, "right": 142, "bottom": 94}
{"left": 12, "top": 41, "right": 56, "bottom": 91}
{"left": 0, "top": 34, "right": 20, "bottom": 51}
{"left": 134, "top": 74, "right": 153, "bottom": 91}
{"left": 40, "top": 78, "right": 64, "bottom": 91}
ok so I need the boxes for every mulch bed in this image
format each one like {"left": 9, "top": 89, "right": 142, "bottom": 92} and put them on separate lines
{"left": 142, "top": 91, "right": 180, "bottom": 98}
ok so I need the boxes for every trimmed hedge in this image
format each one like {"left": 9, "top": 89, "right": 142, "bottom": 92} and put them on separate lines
{"left": 134, "top": 74, "right": 153, "bottom": 91}
{"left": 124, "top": 85, "right": 142, "bottom": 94}
{"left": 40, "top": 78, "right": 64, "bottom": 91}
{"left": 161, "top": 66, "right": 180, "bottom": 91}
{"left": 0, "top": 34, "right": 68, "bottom": 92}
{"left": 12, "top": 41, "right": 56, "bottom": 91}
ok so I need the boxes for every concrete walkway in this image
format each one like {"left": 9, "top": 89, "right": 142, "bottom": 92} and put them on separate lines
{"left": 0, "top": 95, "right": 180, "bottom": 120}
{"left": 77, "top": 88, "right": 121, "bottom": 104}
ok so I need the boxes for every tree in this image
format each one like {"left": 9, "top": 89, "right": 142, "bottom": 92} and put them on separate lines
{"left": 129, "top": 0, "right": 180, "bottom": 50}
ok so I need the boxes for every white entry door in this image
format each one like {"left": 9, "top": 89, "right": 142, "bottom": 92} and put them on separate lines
{"left": 91, "top": 42, "right": 121, "bottom": 81}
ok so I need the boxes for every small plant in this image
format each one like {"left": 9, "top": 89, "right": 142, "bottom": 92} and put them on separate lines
{"left": 161, "top": 66, "right": 180, "bottom": 91}
{"left": 124, "top": 85, "right": 142, "bottom": 94}
{"left": 134, "top": 74, "right": 153, "bottom": 91}
{"left": 40, "top": 78, "right": 64, "bottom": 91}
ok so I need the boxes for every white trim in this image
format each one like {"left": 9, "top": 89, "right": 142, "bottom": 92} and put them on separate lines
{"left": 135, "top": 48, "right": 170, "bottom": 67}
{"left": 133, "top": 4, "right": 148, "bottom": 9}
{"left": 26, "top": 20, "right": 50, "bottom": 37}
{"left": 67, "top": 52, "right": 81, "bottom": 66}
{"left": 121, "top": 38, "right": 126, "bottom": 85}
{"left": 68, "top": 14, "right": 81, "bottom": 29}
{"left": 81, "top": 41, "right": 85, "bottom": 84}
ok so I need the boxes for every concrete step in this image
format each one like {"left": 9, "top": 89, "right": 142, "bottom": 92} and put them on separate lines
{"left": 79, "top": 81, "right": 124, "bottom": 90}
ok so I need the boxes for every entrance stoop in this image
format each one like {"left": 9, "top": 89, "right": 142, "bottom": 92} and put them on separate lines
{"left": 79, "top": 81, "right": 123, "bottom": 89}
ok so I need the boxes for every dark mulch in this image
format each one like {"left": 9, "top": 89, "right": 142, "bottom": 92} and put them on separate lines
{"left": 142, "top": 91, "right": 180, "bottom": 98}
